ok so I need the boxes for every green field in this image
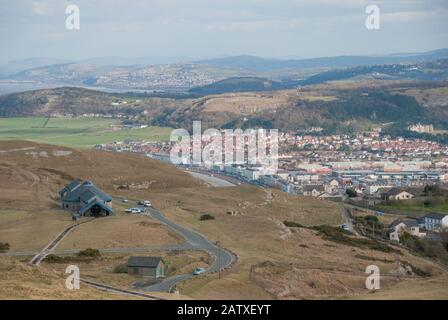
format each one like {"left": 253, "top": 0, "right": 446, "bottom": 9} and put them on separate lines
{"left": 0, "top": 117, "right": 172, "bottom": 148}
{"left": 376, "top": 198, "right": 448, "bottom": 216}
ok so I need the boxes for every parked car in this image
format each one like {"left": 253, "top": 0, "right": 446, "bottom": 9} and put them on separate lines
{"left": 125, "top": 208, "right": 133, "bottom": 213}
{"left": 138, "top": 200, "right": 151, "bottom": 206}
{"left": 122, "top": 199, "right": 129, "bottom": 203}
{"left": 193, "top": 268, "right": 206, "bottom": 275}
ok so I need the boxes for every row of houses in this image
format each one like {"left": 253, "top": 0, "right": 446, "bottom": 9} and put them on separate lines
{"left": 389, "top": 213, "right": 448, "bottom": 242}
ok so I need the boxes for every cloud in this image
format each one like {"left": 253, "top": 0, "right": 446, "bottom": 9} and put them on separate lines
{"left": 382, "top": 10, "right": 440, "bottom": 22}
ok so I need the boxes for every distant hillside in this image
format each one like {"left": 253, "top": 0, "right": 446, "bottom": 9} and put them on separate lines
{"left": 300, "top": 59, "right": 448, "bottom": 85}
{"left": 189, "top": 77, "right": 285, "bottom": 95}
{"left": 0, "top": 57, "right": 72, "bottom": 77}
{"left": 0, "top": 87, "right": 115, "bottom": 117}
{"left": 197, "top": 49, "right": 448, "bottom": 72}
{"left": 3, "top": 48, "right": 447, "bottom": 92}
{"left": 189, "top": 58, "right": 448, "bottom": 96}
{"left": 2, "top": 82, "right": 448, "bottom": 136}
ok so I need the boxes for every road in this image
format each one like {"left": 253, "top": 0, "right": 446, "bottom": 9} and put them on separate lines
{"left": 141, "top": 207, "right": 235, "bottom": 292}
{"left": 185, "top": 170, "right": 235, "bottom": 187}
{"left": 336, "top": 203, "right": 358, "bottom": 236}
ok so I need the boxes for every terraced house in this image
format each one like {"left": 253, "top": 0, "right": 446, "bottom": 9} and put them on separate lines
{"left": 59, "top": 181, "right": 113, "bottom": 217}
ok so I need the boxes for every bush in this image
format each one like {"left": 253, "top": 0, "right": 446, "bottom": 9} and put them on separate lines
{"left": 43, "top": 254, "right": 70, "bottom": 263}
{"left": 345, "top": 188, "right": 358, "bottom": 198}
{"left": 78, "top": 248, "right": 101, "bottom": 258}
{"left": 423, "top": 200, "right": 432, "bottom": 208}
{"left": 313, "top": 225, "right": 400, "bottom": 254}
{"left": 113, "top": 264, "right": 128, "bottom": 274}
{"left": 283, "top": 221, "right": 305, "bottom": 228}
{"left": 411, "top": 265, "right": 431, "bottom": 277}
{"left": 0, "top": 242, "right": 10, "bottom": 253}
{"left": 199, "top": 214, "right": 215, "bottom": 221}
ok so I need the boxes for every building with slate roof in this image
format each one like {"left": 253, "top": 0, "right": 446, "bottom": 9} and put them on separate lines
{"left": 127, "top": 256, "right": 165, "bottom": 278}
{"left": 59, "top": 180, "right": 113, "bottom": 217}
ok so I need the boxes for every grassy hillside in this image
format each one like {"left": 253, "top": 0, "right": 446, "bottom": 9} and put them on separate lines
{"left": 0, "top": 140, "right": 446, "bottom": 299}
{"left": 0, "top": 87, "right": 118, "bottom": 117}
{"left": 189, "top": 77, "right": 285, "bottom": 95}
{"left": 1, "top": 81, "right": 448, "bottom": 136}
{"left": 0, "top": 117, "right": 171, "bottom": 148}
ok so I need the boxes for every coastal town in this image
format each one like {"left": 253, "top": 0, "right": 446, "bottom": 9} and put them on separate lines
{"left": 95, "top": 129, "right": 448, "bottom": 196}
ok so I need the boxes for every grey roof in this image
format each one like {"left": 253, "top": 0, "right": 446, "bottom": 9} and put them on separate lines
{"left": 80, "top": 189, "right": 97, "bottom": 203}
{"left": 61, "top": 180, "right": 112, "bottom": 203}
{"left": 389, "top": 219, "right": 418, "bottom": 229}
{"left": 59, "top": 180, "right": 81, "bottom": 195}
{"left": 389, "top": 219, "right": 403, "bottom": 228}
{"left": 403, "top": 220, "right": 419, "bottom": 227}
{"left": 303, "top": 185, "right": 325, "bottom": 192}
{"left": 127, "top": 256, "right": 163, "bottom": 268}
{"left": 66, "top": 180, "right": 81, "bottom": 191}
{"left": 424, "top": 213, "right": 447, "bottom": 220}
{"left": 385, "top": 188, "right": 412, "bottom": 196}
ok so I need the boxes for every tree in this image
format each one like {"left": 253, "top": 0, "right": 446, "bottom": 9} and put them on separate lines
{"left": 346, "top": 188, "right": 358, "bottom": 198}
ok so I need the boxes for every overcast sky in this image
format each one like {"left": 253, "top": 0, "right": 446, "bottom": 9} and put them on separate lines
{"left": 0, "top": 0, "right": 448, "bottom": 63}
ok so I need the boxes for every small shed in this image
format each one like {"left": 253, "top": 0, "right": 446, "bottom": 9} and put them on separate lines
{"left": 127, "top": 256, "right": 165, "bottom": 278}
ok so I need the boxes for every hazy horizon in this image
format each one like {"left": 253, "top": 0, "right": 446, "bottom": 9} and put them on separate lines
{"left": 1, "top": 0, "right": 448, "bottom": 64}
{"left": 2, "top": 46, "right": 448, "bottom": 65}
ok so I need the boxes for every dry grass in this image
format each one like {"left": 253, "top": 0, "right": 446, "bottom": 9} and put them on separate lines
{"left": 200, "top": 92, "right": 293, "bottom": 115}
{"left": 0, "top": 209, "right": 72, "bottom": 252}
{"left": 143, "top": 187, "right": 446, "bottom": 300}
{"left": 199, "top": 89, "right": 336, "bottom": 116}
{"left": 57, "top": 209, "right": 182, "bottom": 250}
{"left": 354, "top": 274, "right": 448, "bottom": 300}
{"left": 1, "top": 140, "right": 447, "bottom": 300}
{"left": 0, "top": 257, "right": 127, "bottom": 300}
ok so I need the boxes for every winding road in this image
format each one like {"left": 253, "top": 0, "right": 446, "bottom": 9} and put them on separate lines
{"left": 141, "top": 207, "right": 235, "bottom": 292}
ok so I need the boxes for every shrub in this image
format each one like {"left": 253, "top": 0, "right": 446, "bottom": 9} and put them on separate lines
{"left": 345, "top": 188, "right": 358, "bottom": 198}
{"left": 364, "top": 215, "right": 379, "bottom": 224}
{"left": 78, "top": 248, "right": 101, "bottom": 258}
{"left": 113, "top": 264, "right": 128, "bottom": 274}
{"left": 0, "top": 242, "right": 10, "bottom": 253}
{"left": 44, "top": 254, "right": 70, "bottom": 263}
{"left": 283, "top": 221, "right": 304, "bottom": 228}
{"left": 199, "top": 214, "right": 215, "bottom": 221}
{"left": 313, "top": 225, "right": 400, "bottom": 254}
{"left": 411, "top": 265, "right": 431, "bottom": 277}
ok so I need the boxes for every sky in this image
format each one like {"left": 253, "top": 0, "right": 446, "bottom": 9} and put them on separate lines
{"left": 0, "top": 0, "right": 448, "bottom": 63}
